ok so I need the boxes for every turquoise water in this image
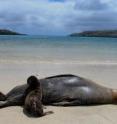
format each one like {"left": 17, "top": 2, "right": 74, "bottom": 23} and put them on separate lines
{"left": 0, "top": 35, "right": 117, "bottom": 64}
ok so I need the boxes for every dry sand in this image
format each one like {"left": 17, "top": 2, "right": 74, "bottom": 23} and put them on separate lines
{"left": 0, "top": 62, "right": 117, "bottom": 124}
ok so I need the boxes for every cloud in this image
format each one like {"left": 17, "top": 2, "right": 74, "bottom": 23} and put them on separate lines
{"left": 74, "top": 0, "right": 108, "bottom": 11}
{"left": 0, "top": 0, "right": 117, "bottom": 35}
{"left": 64, "top": 0, "right": 117, "bottom": 33}
{"left": 0, "top": 0, "right": 71, "bottom": 35}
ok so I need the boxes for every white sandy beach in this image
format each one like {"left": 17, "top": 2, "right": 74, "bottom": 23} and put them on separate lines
{"left": 0, "top": 62, "right": 117, "bottom": 124}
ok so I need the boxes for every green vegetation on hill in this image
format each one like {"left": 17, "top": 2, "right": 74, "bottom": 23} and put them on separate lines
{"left": 0, "top": 29, "right": 23, "bottom": 35}
{"left": 70, "top": 30, "right": 117, "bottom": 37}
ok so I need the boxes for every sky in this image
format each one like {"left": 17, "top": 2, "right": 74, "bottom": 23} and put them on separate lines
{"left": 0, "top": 0, "right": 117, "bottom": 35}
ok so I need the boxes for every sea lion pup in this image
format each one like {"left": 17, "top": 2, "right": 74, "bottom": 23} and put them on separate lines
{"left": 24, "top": 76, "right": 53, "bottom": 117}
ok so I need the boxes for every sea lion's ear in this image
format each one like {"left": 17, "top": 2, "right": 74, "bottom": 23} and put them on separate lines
{"left": 27, "top": 76, "right": 39, "bottom": 87}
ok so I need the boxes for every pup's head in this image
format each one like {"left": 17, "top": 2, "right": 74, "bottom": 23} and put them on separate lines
{"left": 25, "top": 96, "right": 43, "bottom": 117}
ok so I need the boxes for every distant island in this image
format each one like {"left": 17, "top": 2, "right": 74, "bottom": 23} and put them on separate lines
{"left": 0, "top": 29, "right": 24, "bottom": 35}
{"left": 70, "top": 30, "right": 117, "bottom": 38}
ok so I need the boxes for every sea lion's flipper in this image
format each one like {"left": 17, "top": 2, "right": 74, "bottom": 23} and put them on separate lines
{"left": 0, "top": 94, "right": 24, "bottom": 108}
{"left": 44, "top": 111, "right": 54, "bottom": 116}
{"left": 51, "top": 100, "right": 81, "bottom": 106}
{"left": 0, "top": 92, "right": 7, "bottom": 101}
{"left": 0, "top": 100, "right": 20, "bottom": 108}
{"left": 0, "top": 101, "right": 9, "bottom": 108}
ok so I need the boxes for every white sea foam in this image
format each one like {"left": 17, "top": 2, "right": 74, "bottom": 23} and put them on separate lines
{"left": 0, "top": 59, "right": 117, "bottom": 65}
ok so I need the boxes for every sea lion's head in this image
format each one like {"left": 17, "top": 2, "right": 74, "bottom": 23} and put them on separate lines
{"left": 27, "top": 76, "right": 40, "bottom": 88}
{"left": 25, "top": 93, "right": 43, "bottom": 117}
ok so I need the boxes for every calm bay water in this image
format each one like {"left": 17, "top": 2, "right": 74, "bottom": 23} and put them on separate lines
{"left": 0, "top": 35, "right": 117, "bottom": 64}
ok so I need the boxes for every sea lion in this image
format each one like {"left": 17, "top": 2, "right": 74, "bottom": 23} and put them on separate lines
{"left": 24, "top": 76, "right": 53, "bottom": 117}
{"left": 24, "top": 77, "right": 44, "bottom": 117}
{"left": 0, "top": 74, "right": 117, "bottom": 107}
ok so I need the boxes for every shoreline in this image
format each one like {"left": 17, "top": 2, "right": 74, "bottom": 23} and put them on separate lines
{"left": 1, "top": 59, "right": 117, "bottom": 65}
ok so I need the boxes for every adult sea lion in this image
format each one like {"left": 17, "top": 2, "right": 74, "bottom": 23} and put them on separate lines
{"left": 0, "top": 74, "right": 117, "bottom": 107}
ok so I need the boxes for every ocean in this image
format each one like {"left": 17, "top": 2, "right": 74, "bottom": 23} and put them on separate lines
{"left": 0, "top": 35, "right": 117, "bottom": 65}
